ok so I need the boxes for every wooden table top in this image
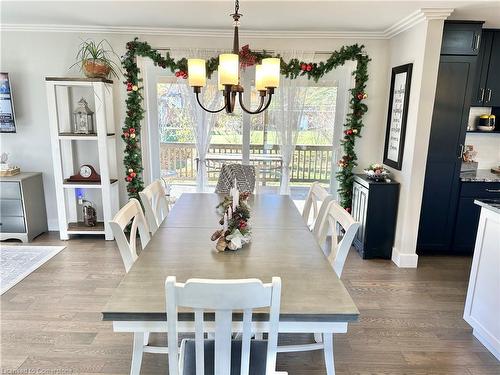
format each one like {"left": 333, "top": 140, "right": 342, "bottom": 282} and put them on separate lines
{"left": 103, "top": 193, "right": 359, "bottom": 322}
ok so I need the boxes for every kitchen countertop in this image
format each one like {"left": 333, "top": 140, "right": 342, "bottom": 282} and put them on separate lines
{"left": 460, "top": 169, "right": 500, "bottom": 182}
{"left": 474, "top": 199, "right": 500, "bottom": 215}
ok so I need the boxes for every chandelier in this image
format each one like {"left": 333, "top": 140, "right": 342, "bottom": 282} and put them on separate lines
{"left": 187, "top": 0, "right": 280, "bottom": 114}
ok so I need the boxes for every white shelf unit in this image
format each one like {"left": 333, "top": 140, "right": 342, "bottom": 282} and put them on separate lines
{"left": 46, "top": 77, "right": 119, "bottom": 240}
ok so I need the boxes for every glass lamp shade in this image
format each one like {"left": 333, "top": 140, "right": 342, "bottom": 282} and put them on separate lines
{"left": 262, "top": 58, "right": 280, "bottom": 88}
{"left": 219, "top": 54, "right": 239, "bottom": 85}
{"left": 187, "top": 59, "right": 206, "bottom": 87}
{"left": 255, "top": 65, "right": 266, "bottom": 91}
{"left": 73, "top": 98, "right": 94, "bottom": 134}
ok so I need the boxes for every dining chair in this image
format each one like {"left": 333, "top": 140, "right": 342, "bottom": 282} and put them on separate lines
{"left": 278, "top": 200, "right": 359, "bottom": 374}
{"left": 109, "top": 198, "right": 166, "bottom": 375}
{"left": 166, "top": 276, "right": 286, "bottom": 375}
{"left": 302, "top": 182, "right": 334, "bottom": 232}
{"left": 215, "top": 163, "right": 257, "bottom": 194}
{"left": 139, "top": 179, "right": 170, "bottom": 234}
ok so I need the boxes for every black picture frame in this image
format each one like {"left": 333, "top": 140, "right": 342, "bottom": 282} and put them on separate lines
{"left": 0, "top": 72, "right": 16, "bottom": 133}
{"left": 383, "top": 63, "right": 412, "bottom": 170}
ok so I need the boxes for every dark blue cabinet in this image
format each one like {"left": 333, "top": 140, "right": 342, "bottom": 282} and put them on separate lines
{"left": 417, "top": 55, "right": 476, "bottom": 253}
{"left": 471, "top": 30, "right": 500, "bottom": 107}
{"left": 453, "top": 182, "right": 500, "bottom": 254}
{"left": 441, "top": 21, "right": 483, "bottom": 56}
{"left": 352, "top": 175, "right": 399, "bottom": 259}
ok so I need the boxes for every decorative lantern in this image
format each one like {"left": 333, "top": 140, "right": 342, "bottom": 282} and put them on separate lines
{"left": 73, "top": 98, "right": 94, "bottom": 134}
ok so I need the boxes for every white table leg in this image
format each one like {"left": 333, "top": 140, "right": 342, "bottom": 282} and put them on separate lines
{"left": 131, "top": 332, "right": 144, "bottom": 375}
{"left": 323, "top": 332, "right": 335, "bottom": 375}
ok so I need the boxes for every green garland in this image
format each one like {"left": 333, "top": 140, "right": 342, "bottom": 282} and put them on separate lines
{"left": 121, "top": 38, "right": 370, "bottom": 210}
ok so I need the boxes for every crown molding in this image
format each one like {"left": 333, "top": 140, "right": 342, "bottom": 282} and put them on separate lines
{"left": 1, "top": 8, "right": 454, "bottom": 40}
{"left": 384, "top": 8, "right": 454, "bottom": 38}
{"left": 0, "top": 23, "right": 387, "bottom": 39}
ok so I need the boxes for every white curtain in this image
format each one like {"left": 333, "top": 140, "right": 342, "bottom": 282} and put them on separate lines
{"left": 268, "top": 51, "right": 315, "bottom": 195}
{"left": 171, "top": 49, "right": 225, "bottom": 192}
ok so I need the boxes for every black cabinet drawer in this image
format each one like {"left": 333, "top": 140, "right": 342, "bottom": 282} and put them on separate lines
{"left": 460, "top": 182, "right": 500, "bottom": 198}
{"left": 441, "top": 22, "right": 483, "bottom": 55}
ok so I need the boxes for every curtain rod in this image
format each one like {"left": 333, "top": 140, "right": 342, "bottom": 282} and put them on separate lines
{"left": 152, "top": 47, "right": 335, "bottom": 56}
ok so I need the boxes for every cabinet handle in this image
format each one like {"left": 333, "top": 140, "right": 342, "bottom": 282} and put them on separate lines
{"left": 479, "top": 88, "right": 485, "bottom": 102}
{"left": 486, "top": 88, "right": 492, "bottom": 102}
{"left": 485, "top": 189, "right": 500, "bottom": 193}
{"left": 474, "top": 34, "right": 481, "bottom": 50}
{"left": 458, "top": 144, "right": 465, "bottom": 159}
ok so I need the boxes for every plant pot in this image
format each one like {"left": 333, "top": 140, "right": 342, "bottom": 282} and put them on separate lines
{"left": 82, "top": 59, "right": 111, "bottom": 79}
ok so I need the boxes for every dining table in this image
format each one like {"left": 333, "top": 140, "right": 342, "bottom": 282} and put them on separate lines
{"left": 103, "top": 193, "right": 359, "bottom": 375}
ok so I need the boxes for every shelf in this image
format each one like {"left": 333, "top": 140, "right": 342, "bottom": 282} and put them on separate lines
{"left": 62, "top": 179, "right": 118, "bottom": 188}
{"left": 467, "top": 130, "right": 500, "bottom": 134}
{"left": 58, "top": 132, "right": 115, "bottom": 140}
{"left": 67, "top": 221, "right": 105, "bottom": 234}
{"left": 46, "top": 77, "right": 113, "bottom": 84}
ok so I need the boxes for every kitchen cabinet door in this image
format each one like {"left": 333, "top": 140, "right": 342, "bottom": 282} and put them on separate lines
{"left": 441, "top": 22, "right": 483, "bottom": 56}
{"left": 471, "top": 30, "right": 493, "bottom": 106}
{"left": 484, "top": 31, "right": 500, "bottom": 107}
{"left": 418, "top": 56, "right": 476, "bottom": 253}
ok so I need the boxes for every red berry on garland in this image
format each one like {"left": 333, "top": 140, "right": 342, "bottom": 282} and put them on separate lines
{"left": 239, "top": 220, "right": 247, "bottom": 229}
{"left": 356, "top": 92, "right": 367, "bottom": 100}
{"left": 125, "top": 176, "right": 132, "bottom": 182}
{"left": 129, "top": 128, "right": 135, "bottom": 133}
{"left": 123, "top": 132, "right": 130, "bottom": 138}
{"left": 306, "top": 64, "right": 312, "bottom": 72}
{"left": 345, "top": 207, "right": 351, "bottom": 213}
{"left": 126, "top": 82, "right": 133, "bottom": 91}
{"left": 182, "top": 72, "right": 188, "bottom": 79}
{"left": 175, "top": 71, "right": 181, "bottom": 77}
{"left": 301, "top": 63, "right": 307, "bottom": 71}
{"left": 130, "top": 172, "right": 137, "bottom": 178}
{"left": 344, "top": 129, "right": 353, "bottom": 135}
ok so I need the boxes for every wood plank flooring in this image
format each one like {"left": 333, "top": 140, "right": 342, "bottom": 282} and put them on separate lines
{"left": 1, "top": 233, "right": 499, "bottom": 374}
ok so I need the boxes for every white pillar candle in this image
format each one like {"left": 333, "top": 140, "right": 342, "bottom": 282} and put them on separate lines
{"left": 223, "top": 212, "right": 228, "bottom": 231}
{"left": 232, "top": 178, "right": 239, "bottom": 211}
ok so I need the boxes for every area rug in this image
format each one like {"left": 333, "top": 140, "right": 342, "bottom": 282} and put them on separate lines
{"left": 0, "top": 245, "right": 66, "bottom": 294}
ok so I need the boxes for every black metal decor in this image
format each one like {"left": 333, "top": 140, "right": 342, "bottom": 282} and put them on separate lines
{"left": 383, "top": 63, "right": 413, "bottom": 170}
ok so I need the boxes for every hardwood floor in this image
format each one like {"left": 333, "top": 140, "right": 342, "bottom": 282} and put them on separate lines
{"left": 1, "top": 233, "right": 499, "bottom": 374}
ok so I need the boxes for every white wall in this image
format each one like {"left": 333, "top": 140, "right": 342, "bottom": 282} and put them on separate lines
{"left": 384, "top": 19, "right": 445, "bottom": 267}
{"left": 0, "top": 31, "right": 389, "bottom": 230}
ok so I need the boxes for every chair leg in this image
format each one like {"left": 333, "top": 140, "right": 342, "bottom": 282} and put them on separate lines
{"left": 322, "top": 332, "right": 335, "bottom": 375}
{"left": 314, "top": 333, "right": 323, "bottom": 343}
{"left": 130, "top": 332, "right": 144, "bottom": 375}
{"left": 143, "top": 332, "right": 150, "bottom": 346}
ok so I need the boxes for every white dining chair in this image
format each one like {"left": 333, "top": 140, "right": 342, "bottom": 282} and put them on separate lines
{"left": 109, "top": 198, "right": 166, "bottom": 375}
{"left": 278, "top": 200, "right": 359, "bottom": 374}
{"left": 302, "top": 182, "right": 334, "bottom": 232}
{"left": 215, "top": 164, "right": 258, "bottom": 194}
{"left": 139, "top": 179, "right": 170, "bottom": 234}
{"left": 166, "top": 276, "right": 286, "bottom": 375}
{"left": 314, "top": 200, "right": 360, "bottom": 277}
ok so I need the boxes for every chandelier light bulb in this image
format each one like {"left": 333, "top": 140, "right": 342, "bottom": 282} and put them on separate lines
{"left": 219, "top": 54, "right": 239, "bottom": 86}
{"left": 187, "top": 59, "right": 206, "bottom": 87}
{"left": 255, "top": 64, "right": 266, "bottom": 91}
{"left": 262, "top": 58, "right": 280, "bottom": 88}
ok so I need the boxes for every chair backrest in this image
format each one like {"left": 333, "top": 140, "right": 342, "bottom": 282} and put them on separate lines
{"left": 215, "top": 164, "right": 257, "bottom": 194}
{"left": 166, "top": 276, "right": 282, "bottom": 375}
{"left": 314, "top": 200, "right": 360, "bottom": 277}
{"left": 302, "top": 182, "right": 334, "bottom": 232}
{"left": 139, "top": 180, "right": 170, "bottom": 234}
{"left": 109, "top": 198, "right": 151, "bottom": 273}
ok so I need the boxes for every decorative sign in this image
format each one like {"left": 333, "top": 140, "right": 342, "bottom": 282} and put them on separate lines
{"left": 383, "top": 64, "right": 413, "bottom": 170}
{"left": 0, "top": 73, "right": 16, "bottom": 133}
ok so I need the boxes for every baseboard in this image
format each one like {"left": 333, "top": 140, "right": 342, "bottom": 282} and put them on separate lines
{"left": 391, "top": 248, "right": 419, "bottom": 268}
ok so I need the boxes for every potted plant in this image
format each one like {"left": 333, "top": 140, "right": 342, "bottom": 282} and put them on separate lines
{"left": 71, "top": 39, "right": 120, "bottom": 79}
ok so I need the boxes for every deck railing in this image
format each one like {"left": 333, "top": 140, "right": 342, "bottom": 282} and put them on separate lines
{"left": 160, "top": 142, "right": 332, "bottom": 183}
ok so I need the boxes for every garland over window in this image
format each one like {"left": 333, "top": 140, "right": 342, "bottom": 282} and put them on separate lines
{"left": 121, "top": 38, "right": 370, "bottom": 211}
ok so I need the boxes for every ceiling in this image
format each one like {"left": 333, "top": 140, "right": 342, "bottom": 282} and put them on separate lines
{"left": 2, "top": 1, "right": 500, "bottom": 33}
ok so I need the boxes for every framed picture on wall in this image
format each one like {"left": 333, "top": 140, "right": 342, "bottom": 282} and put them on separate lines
{"left": 383, "top": 63, "right": 412, "bottom": 170}
{"left": 0, "top": 72, "right": 16, "bottom": 133}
